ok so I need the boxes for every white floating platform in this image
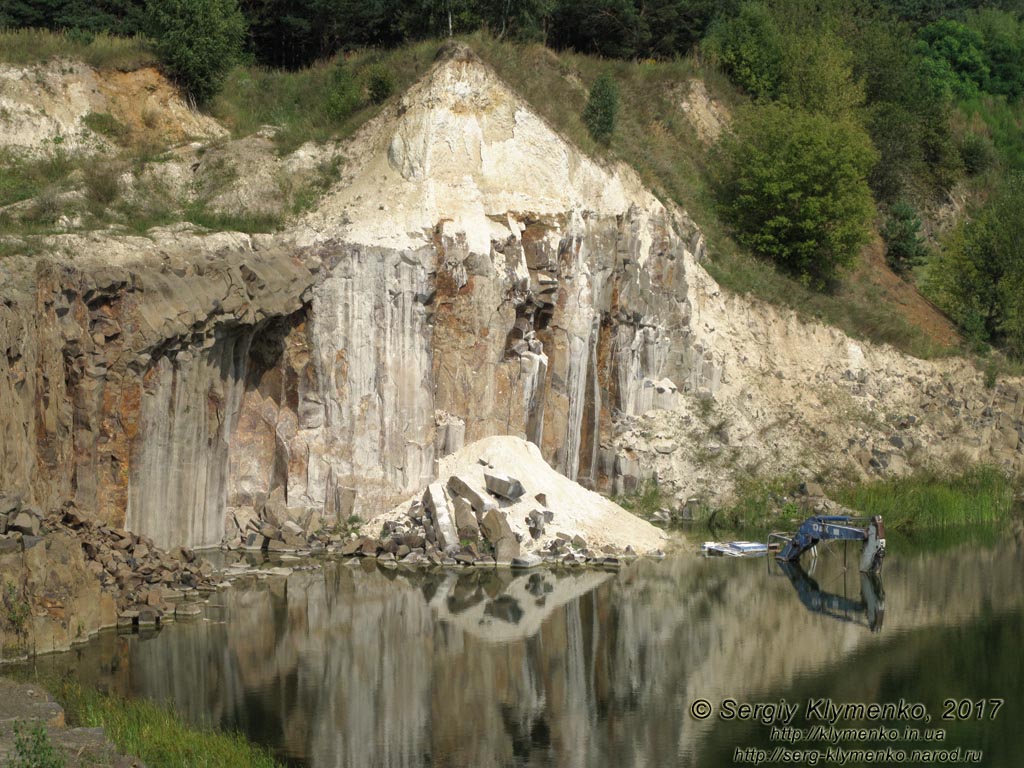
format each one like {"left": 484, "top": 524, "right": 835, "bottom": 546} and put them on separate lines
{"left": 701, "top": 541, "right": 769, "bottom": 558}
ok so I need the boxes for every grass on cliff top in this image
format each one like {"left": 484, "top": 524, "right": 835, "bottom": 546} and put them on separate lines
{"left": 0, "top": 28, "right": 155, "bottom": 69}
{"left": 58, "top": 682, "right": 284, "bottom": 768}
{"left": 207, "top": 40, "right": 443, "bottom": 153}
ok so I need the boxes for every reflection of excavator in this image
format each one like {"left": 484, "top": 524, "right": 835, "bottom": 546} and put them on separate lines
{"left": 770, "top": 515, "right": 886, "bottom": 573}
{"left": 775, "top": 560, "right": 886, "bottom": 632}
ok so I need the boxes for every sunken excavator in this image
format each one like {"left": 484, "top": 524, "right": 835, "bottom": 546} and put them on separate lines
{"left": 770, "top": 515, "right": 887, "bottom": 574}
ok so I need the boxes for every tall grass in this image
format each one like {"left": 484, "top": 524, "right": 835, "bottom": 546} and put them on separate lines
{"left": 834, "top": 465, "right": 1019, "bottom": 531}
{"left": 207, "top": 40, "right": 442, "bottom": 152}
{"left": 614, "top": 481, "right": 669, "bottom": 520}
{"left": 59, "top": 683, "right": 284, "bottom": 768}
{"left": 0, "top": 29, "right": 155, "bottom": 69}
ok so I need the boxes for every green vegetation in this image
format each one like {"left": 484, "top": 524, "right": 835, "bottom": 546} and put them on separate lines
{"left": 206, "top": 41, "right": 440, "bottom": 151}
{"left": 834, "top": 465, "right": 1019, "bottom": 531}
{"left": 704, "top": 2, "right": 783, "bottom": 100}
{"left": 367, "top": 65, "right": 396, "bottom": 104}
{"left": 59, "top": 683, "right": 283, "bottom": 768}
{"left": 614, "top": 481, "right": 669, "bottom": 521}
{"left": 81, "top": 112, "right": 129, "bottom": 141}
{"left": 925, "top": 174, "right": 1024, "bottom": 357}
{"left": 0, "top": 28, "right": 155, "bottom": 69}
{"left": 146, "top": 0, "right": 246, "bottom": 102}
{"left": 2, "top": 581, "right": 31, "bottom": 646}
{"left": 582, "top": 72, "right": 619, "bottom": 144}
{"left": 881, "top": 200, "right": 927, "bottom": 274}
{"left": 692, "top": 465, "right": 1020, "bottom": 534}
{"left": 4, "top": 2, "right": 1024, "bottom": 360}
{"left": 6, "top": 721, "right": 65, "bottom": 768}
{"left": 704, "top": 475, "right": 804, "bottom": 531}
{"left": 711, "top": 103, "right": 877, "bottom": 288}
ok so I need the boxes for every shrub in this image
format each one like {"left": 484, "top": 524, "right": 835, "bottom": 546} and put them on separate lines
{"left": 582, "top": 72, "right": 619, "bottom": 144}
{"left": 367, "top": 66, "right": 395, "bottom": 104}
{"left": 2, "top": 581, "right": 30, "bottom": 642}
{"left": 882, "top": 201, "right": 926, "bottom": 275}
{"left": 7, "top": 721, "right": 65, "bottom": 768}
{"left": 146, "top": 0, "right": 247, "bottom": 103}
{"left": 83, "top": 160, "right": 124, "bottom": 210}
{"left": 703, "top": 1, "right": 783, "bottom": 100}
{"left": 960, "top": 133, "right": 995, "bottom": 175}
{"left": 82, "top": 112, "right": 129, "bottom": 142}
{"left": 712, "top": 103, "right": 878, "bottom": 289}
{"left": 925, "top": 174, "right": 1024, "bottom": 358}
{"left": 325, "top": 64, "right": 362, "bottom": 122}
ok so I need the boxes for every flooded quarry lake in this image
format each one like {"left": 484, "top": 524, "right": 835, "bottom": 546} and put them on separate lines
{"left": 21, "top": 531, "right": 1024, "bottom": 767}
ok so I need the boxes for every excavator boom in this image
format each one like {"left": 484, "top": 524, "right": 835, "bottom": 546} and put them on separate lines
{"left": 774, "top": 515, "right": 886, "bottom": 573}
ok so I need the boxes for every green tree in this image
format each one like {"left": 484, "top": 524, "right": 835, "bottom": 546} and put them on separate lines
{"left": 582, "top": 72, "right": 619, "bottom": 144}
{"left": 881, "top": 200, "right": 926, "bottom": 274}
{"left": 478, "top": 0, "right": 554, "bottom": 41}
{"left": 849, "top": 15, "right": 960, "bottom": 200}
{"left": 916, "top": 19, "right": 989, "bottom": 100}
{"left": 712, "top": 103, "right": 879, "bottom": 288}
{"left": 704, "top": 1, "right": 784, "bottom": 99}
{"left": 778, "top": 30, "right": 864, "bottom": 118}
{"left": 926, "top": 175, "right": 1024, "bottom": 357}
{"left": 550, "top": 0, "right": 645, "bottom": 59}
{"left": 146, "top": 0, "right": 246, "bottom": 102}
{"left": 965, "top": 9, "right": 1024, "bottom": 98}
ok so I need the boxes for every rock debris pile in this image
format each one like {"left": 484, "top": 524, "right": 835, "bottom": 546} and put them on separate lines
{"left": 355, "top": 436, "right": 667, "bottom": 568}
{"left": 40, "top": 502, "right": 216, "bottom": 627}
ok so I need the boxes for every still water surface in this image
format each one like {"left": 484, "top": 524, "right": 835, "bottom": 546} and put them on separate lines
{"left": 27, "top": 531, "right": 1024, "bottom": 767}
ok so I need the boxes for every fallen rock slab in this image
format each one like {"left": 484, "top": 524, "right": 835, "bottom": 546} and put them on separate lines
{"left": 484, "top": 471, "right": 525, "bottom": 500}
{"left": 447, "top": 475, "right": 497, "bottom": 514}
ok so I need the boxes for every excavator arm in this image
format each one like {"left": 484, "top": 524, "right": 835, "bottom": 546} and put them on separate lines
{"left": 773, "top": 515, "right": 886, "bottom": 573}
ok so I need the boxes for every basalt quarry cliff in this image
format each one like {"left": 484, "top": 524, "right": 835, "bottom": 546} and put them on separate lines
{"left": 1, "top": 44, "right": 1022, "bottom": 552}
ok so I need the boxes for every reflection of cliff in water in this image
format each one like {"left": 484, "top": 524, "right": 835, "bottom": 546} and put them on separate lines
{"left": 37, "top": 537, "right": 1024, "bottom": 768}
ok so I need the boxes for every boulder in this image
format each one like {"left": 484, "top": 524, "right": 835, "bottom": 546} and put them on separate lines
{"left": 453, "top": 497, "right": 479, "bottom": 541}
{"left": 480, "top": 509, "right": 514, "bottom": 546}
{"left": 511, "top": 552, "right": 543, "bottom": 569}
{"left": 8, "top": 510, "right": 40, "bottom": 537}
{"left": 447, "top": 475, "right": 497, "bottom": 514}
{"left": 0, "top": 536, "right": 20, "bottom": 555}
{"left": 423, "top": 482, "right": 458, "bottom": 549}
{"left": 261, "top": 487, "right": 287, "bottom": 527}
{"left": 484, "top": 471, "right": 525, "bottom": 500}
{"left": 359, "top": 537, "right": 382, "bottom": 556}
{"left": 340, "top": 538, "right": 362, "bottom": 556}
{"left": 0, "top": 493, "right": 21, "bottom": 517}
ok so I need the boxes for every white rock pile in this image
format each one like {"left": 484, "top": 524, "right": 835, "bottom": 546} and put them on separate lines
{"left": 358, "top": 436, "right": 667, "bottom": 567}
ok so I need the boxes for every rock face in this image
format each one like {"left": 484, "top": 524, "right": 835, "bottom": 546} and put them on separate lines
{"left": 0, "top": 44, "right": 1022, "bottom": 551}
{"left": 0, "top": 59, "right": 226, "bottom": 156}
